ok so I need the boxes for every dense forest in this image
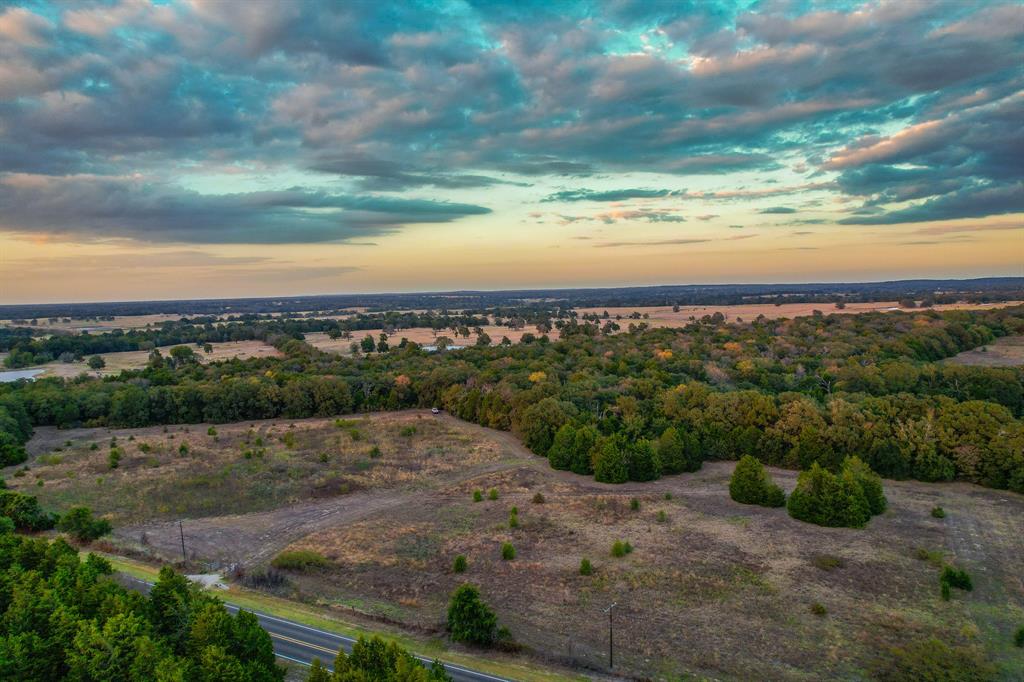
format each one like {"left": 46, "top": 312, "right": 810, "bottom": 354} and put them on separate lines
{"left": 2, "top": 306, "right": 1023, "bottom": 492}
{"left": 0, "top": 534, "right": 282, "bottom": 680}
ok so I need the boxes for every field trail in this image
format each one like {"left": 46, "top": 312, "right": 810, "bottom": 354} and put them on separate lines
{"left": 120, "top": 411, "right": 543, "bottom": 567}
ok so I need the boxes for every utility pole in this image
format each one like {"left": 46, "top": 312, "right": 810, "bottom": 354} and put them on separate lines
{"left": 178, "top": 520, "right": 187, "bottom": 564}
{"left": 605, "top": 602, "right": 617, "bottom": 669}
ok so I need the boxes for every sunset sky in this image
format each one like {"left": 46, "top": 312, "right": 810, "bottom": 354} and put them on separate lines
{"left": 1, "top": 0, "right": 1022, "bottom": 303}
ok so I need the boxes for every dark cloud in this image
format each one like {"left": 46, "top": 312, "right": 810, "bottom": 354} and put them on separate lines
{"left": 838, "top": 182, "right": 1024, "bottom": 225}
{"left": 759, "top": 207, "right": 797, "bottom": 214}
{"left": 0, "top": 175, "right": 490, "bottom": 243}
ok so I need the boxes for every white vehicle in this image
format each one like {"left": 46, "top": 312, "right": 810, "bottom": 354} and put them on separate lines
{"left": 431, "top": 407, "right": 440, "bottom": 414}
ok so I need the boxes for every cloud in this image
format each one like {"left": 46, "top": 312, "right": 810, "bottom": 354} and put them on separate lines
{"left": 759, "top": 207, "right": 797, "bottom": 214}
{"left": 543, "top": 188, "right": 682, "bottom": 203}
{"left": 0, "top": 0, "right": 1020, "bottom": 247}
{"left": 0, "top": 174, "right": 490, "bottom": 244}
{"left": 596, "top": 238, "right": 711, "bottom": 248}
{"left": 838, "top": 183, "right": 1024, "bottom": 225}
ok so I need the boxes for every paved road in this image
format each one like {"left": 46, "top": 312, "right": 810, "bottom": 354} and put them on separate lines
{"left": 121, "top": 576, "right": 513, "bottom": 682}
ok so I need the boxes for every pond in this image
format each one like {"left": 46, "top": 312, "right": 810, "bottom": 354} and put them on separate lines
{"left": 0, "top": 368, "right": 43, "bottom": 383}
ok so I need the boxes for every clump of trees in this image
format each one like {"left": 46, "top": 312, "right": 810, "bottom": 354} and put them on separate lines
{"left": 0, "top": 489, "right": 57, "bottom": 530}
{"left": 787, "top": 457, "right": 887, "bottom": 528}
{"left": 56, "top": 506, "right": 112, "bottom": 542}
{"left": 729, "top": 455, "right": 786, "bottom": 507}
{"left": 0, "top": 535, "right": 283, "bottom": 680}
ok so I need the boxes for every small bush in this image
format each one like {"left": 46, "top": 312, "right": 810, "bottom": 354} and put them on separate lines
{"left": 369, "top": 446, "right": 382, "bottom": 458}
{"left": 611, "top": 540, "right": 633, "bottom": 558}
{"left": 271, "top": 550, "right": 329, "bottom": 571}
{"left": 508, "top": 511, "right": 519, "bottom": 529}
{"left": 941, "top": 566, "right": 973, "bottom": 591}
{"left": 812, "top": 554, "right": 845, "bottom": 571}
{"left": 453, "top": 555, "right": 467, "bottom": 573}
{"left": 656, "top": 510, "right": 667, "bottom": 523}
{"left": 630, "top": 498, "right": 640, "bottom": 511}
{"left": 664, "top": 492, "right": 673, "bottom": 500}
{"left": 532, "top": 492, "right": 545, "bottom": 504}
{"left": 178, "top": 443, "right": 189, "bottom": 456}
{"left": 579, "top": 558, "right": 593, "bottom": 575}
{"left": 207, "top": 426, "right": 217, "bottom": 437}
{"left": 941, "top": 580, "right": 951, "bottom": 601}
{"left": 1013, "top": 625, "right": 1024, "bottom": 648}
{"left": 501, "top": 543, "right": 515, "bottom": 560}
{"left": 89, "top": 443, "right": 98, "bottom": 451}
{"left": 399, "top": 426, "right": 417, "bottom": 437}
{"left": 107, "top": 448, "right": 122, "bottom": 469}
{"left": 915, "top": 547, "right": 943, "bottom": 566}
{"left": 730, "top": 455, "right": 786, "bottom": 508}
{"left": 931, "top": 506, "right": 946, "bottom": 519}
{"left": 870, "top": 638, "right": 995, "bottom": 682}
{"left": 473, "top": 490, "right": 483, "bottom": 502}
{"left": 810, "top": 602, "right": 827, "bottom": 616}
{"left": 488, "top": 488, "right": 498, "bottom": 501}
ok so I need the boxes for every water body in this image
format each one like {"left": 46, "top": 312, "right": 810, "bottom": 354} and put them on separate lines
{"left": 0, "top": 368, "right": 43, "bottom": 383}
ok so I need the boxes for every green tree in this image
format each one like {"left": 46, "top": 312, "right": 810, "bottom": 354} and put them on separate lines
{"left": 57, "top": 506, "right": 112, "bottom": 542}
{"left": 87, "top": 355, "right": 106, "bottom": 370}
{"left": 729, "top": 455, "right": 785, "bottom": 507}
{"left": 446, "top": 585, "right": 497, "bottom": 646}
{"left": 787, "top": 462, "right": 872, "bottom": 528}
{"left": 593, "top": 437, "right": 628, "bottom": 484}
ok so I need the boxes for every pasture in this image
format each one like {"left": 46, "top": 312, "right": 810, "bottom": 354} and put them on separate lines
{"left": 12, "top": 412, "right": 1023, "bottom": 680}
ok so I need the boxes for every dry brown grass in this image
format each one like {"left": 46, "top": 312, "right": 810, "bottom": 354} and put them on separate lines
{"left": 14, "top": 412, "right": 513, "bottom": 525}
{"left": 305, "top": 326, "right": 561, "bottom": 355}
{"left": 945, "top": 335, "right": 1024, "bottom": 367}
{"left": 35, "top": 340, "right": 281, "bottom": 378}
{"left": 275, "top": 461, "right": 1024, "bottom": 680}
{"left": 17, "top": 411, "right": 1023, "bottom": 680}
{"left": 576, "top": 300, "right": 1023, "bottom": 325}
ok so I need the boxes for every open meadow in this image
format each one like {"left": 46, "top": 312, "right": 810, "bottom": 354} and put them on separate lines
{"left": 575, "top": 300, "right": 1024, "bottom": 326}
{"left": 11, "top": 411, "right": 1023, "bottom": 680}
{"left": 32, "top": 339, "right": 281, "bottom": 378}
{"left": 946, "top": 335, "right": 1024, "bottom": 367}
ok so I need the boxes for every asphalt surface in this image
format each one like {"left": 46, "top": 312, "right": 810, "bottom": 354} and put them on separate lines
{"left": 120, "top": 576, "right": 513, "bottom": 682}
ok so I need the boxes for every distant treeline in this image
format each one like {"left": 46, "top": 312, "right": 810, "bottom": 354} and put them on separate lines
{"left": 2, "top": 277, "right": 1021, "bottom": 319}
{"left": 2, "top": 306, "right": 1022, "bottom": 495}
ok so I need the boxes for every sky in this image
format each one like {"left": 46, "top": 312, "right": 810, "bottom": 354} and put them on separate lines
{"left": 0, "top": 0, "right": 1022, "bottom": 303}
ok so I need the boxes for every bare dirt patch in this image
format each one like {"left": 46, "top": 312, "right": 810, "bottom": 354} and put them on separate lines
{"left": 945, "top": 335, "right": 1024, "bottom": 367}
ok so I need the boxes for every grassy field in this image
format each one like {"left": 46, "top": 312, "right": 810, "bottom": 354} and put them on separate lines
{"left": 946, "top": 335, "right": 1024, "bottom": 367}
{"left": 32, "top": 339, "right": 281, "bottom": 378}
{"left": 17, "top": 413, "right": 1024, "bottom": 680}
